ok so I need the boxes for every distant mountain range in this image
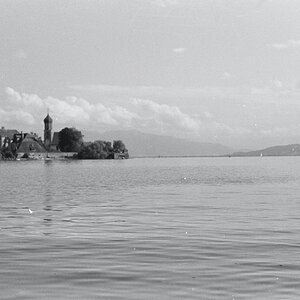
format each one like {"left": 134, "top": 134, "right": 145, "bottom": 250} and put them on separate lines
{"left": 83, "top": 129, "right": 300, "bottom": 157}
{"left": 231, "top": 144, "right": 300, "bottom": 157}
{"left": 84, "top": 130, "right": 234, "bottom": 157}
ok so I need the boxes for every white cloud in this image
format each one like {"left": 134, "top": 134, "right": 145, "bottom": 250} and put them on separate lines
{"left": 131, "top": 98, "right": 200, "bottom": 132}
{"left": 271, "top": 79, "right": 283, "bottom": 89}
{"left": 3, "top": 87, "right": 138, "bottom": 132}
{"left": 3, "top": 88, "right": 204, "bottom": 137}
{"left": 14, "top": 49, "right": 28, "bottom": 60}
{"left": 0, "top": 107, "right": 35, "bottom": 125}
{"left": 204, "top": 111, "right": 214, "bottom": 119}
{"left": 173, "top": 47, "right": 186, "bottom": 54}
{"left": 151, "top": 0, "right": 178, "bottom": 8}
{"left": 222, "top": 72, "right": 235, "bottom": 80}
{"left": 3, "top": 87, "right": 211, "bottom": 139}
{"left": 4, "top": 85, "right": 292, "bottom": 148}
{"left": 6, "top": 87, "right": 43, "bottom": 107}
{"left": 269, "top": 40, "right": 300, "bottom": 49}
{"left": 13, "top": 111, "right": 35, "bottom": 125}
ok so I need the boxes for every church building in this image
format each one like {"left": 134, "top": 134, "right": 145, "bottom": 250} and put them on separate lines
{"left": 44, "top": 113, "right": 52, "bottom": 151}
{"left": 1, "top": 113, "right": 60, "bottom": 160}
{"left": 43, "top": 113, "right": 60, "bottom": 152}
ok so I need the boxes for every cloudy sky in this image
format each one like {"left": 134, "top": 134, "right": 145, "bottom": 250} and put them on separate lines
{"left": 1, "top": 0, "right": 300, "bottom": 149}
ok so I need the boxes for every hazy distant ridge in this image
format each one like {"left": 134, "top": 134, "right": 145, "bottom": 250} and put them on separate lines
{"left": 86, "top": 130, "right": 234, "bottom": 157}
{"left": 231, "top": 144, "right": 300, "bottom": 157}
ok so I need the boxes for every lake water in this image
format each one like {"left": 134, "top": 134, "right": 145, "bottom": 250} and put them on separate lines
{"left": 1, "top": 157, "right": 300, "bottom": 299}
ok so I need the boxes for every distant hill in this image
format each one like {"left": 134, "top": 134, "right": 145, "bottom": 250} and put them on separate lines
{"left": 231, "top": 144, "right": 300, "bottom": 157}
{"left": 84, "top": 130, "right": 234, "bottom": 157}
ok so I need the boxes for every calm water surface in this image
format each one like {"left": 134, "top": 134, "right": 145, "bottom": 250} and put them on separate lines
{"left": 1, "top": 157, "right": 300, "bottom": 299}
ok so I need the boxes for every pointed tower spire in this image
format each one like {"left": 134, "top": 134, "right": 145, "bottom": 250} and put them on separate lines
{"left": 44, "top": 111, "right": 53, "bottom": 151}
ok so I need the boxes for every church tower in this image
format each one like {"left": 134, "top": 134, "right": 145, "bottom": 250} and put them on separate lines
{"left": 44, "top": 113, "right": 53, "bottom": 151}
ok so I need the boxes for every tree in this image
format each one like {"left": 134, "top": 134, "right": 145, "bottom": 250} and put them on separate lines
{"left": 77, "top": 139, "right": 128, "bottom": 159}
{"left": 113, "top": 140, "right": 127, "bottom": 153}
{"left": 0, "top": 137, "right": 17, "bottom": 159}
{"left": 77, "top": 140, "right": 114, "bottom": 159}
{"left": 95, "top": 140, "right": 113, "bottom": 153}
{"left": 58, "top": 127, "right": 83, "bottom": 152}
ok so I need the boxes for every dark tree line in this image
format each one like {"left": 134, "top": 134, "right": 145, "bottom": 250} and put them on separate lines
{"left": 58, "top": 127, "right": 128, "bottom": 159}
{"left": 58, "top": 127, "right": 83, "bottom": 152}
{"left": 77, "top": 140, "right": 128, "bottom": 159}
{"left": 77, "top": 140, "right": 113, "bottom": 159}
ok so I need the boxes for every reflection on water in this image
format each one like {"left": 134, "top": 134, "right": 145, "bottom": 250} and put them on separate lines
{"left": 1, "top": 157, "right": 300, "bottom": 299}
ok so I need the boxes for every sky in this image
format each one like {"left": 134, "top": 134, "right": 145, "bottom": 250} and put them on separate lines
{"left": 1, "top": 0, "right": 300, "bottom": 149}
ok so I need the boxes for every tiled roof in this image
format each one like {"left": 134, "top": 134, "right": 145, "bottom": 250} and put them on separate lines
{"left": 17, "top": 136, "right": 47, "bottom": 153}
